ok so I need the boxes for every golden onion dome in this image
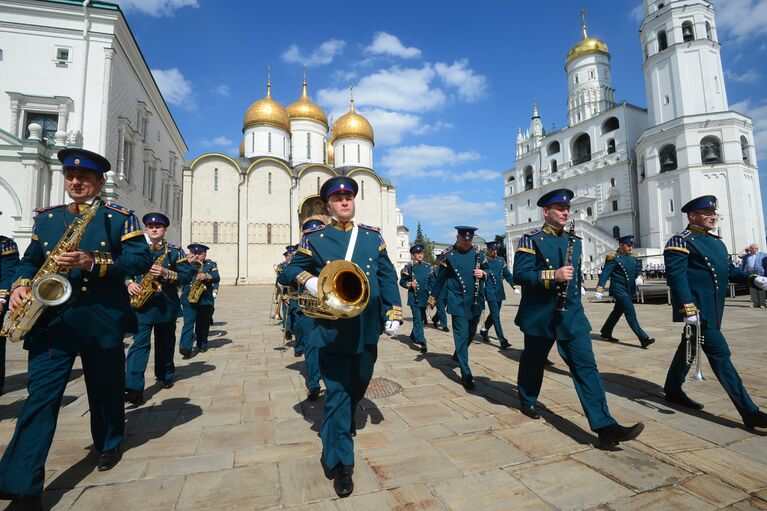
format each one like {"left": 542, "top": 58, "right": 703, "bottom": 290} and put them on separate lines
{"left": 327, "top": 141, "right": 334, "bottom": 165}
{"left": 566, "top": 15, "right": 609, "bottom": 67}
{"left": 243, "top": 82, "right": 290, "bottom": 132}
{"left": 331, "top": 98, "right": 374, "bottom": 145}
{"left": 287, "top": 80, "right": 328, "bottom": 127}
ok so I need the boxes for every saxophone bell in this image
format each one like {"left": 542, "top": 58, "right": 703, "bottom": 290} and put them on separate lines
{"left": 32, "top": 273, "right": 72, "bottom": 307}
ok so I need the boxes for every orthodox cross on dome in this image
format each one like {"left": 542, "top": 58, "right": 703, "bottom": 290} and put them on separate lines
{"left": 267, "top": 65, "right": 272, "bottom": 95}
{"left": 581, "top": 9, "right": 589, "bottom": 39}
{"left": 349, "top": 85, "right": 356, "bottom": 110}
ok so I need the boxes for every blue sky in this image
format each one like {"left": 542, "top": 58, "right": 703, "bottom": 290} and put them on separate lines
{"left": 120, "top": 0, "right": 767, "bottom": 242}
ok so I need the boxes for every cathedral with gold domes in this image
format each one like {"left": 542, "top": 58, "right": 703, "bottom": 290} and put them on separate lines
{"left": 181, "top": 78, "right": 410, "bottom": 284}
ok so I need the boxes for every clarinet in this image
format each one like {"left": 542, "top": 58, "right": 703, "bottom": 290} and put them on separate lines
{"left": 556, "top": 220, "right": 577, "bottom": 312}
{"left": 410, "top": 263, "right": 419, "bottom": 306}
{"left": 473, "top": 246, "right": 482, "bottom": 307}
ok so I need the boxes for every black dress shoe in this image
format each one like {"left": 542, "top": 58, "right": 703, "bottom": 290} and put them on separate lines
{"left": 179, "top": 348, "right": 192, "bottom": 358}
{"left": 479, "top": 329, "right": 490, "bottom": 343}
{"left": 665, "top": 392, "right": 704, "bottom": 410}
{"left": 97, "top": 448, "right": 122, "bottom": 471}
{"left": 294, "top": 351, "right": 303, "bottom": 358}
{"left": 285, "top": 331, "right": 293, "bottom": 341}
{"left": 544, "top": 358, "right": 555, "bottom": 366}
{"left": 521, "top": 405, "right": 540, "bottom": 419}
{"left": 596, "top": 422, "right": 645, "bottom": 448}
{"left": 350, "top": 419, "right": 357, "bottom": 437}
{"left": 163, "top": 380, "right": 174, "bottom": 389}
{"left": 640, "top": 337, "right": 656, "bottom": 349}
{"left": 500, "top": 339, "right": 511, "bottom": 349}
{"left": 442, "top": 327, "right": 450, "bottom": 332}
{"left": 451, "top": 352, "right": 458, "bottom": 362}
{"left": 307, "top": 387, "right": 321, "bottom": 401}
{"left": 124, "top": 389, "right": 144, "bottom": 405}
{"left": 198, "top": 346, "right": 208, "bottom": 353}
{"left": 743, "top": 410, "right": 767, "bottom": 429}
{"left": 333, "top": 465, "right": 354, "bottom": 498}
{"left": 461, "top": 375, "right": 475, "bottom": 391}
{"left": 601, "top": 332, "right": 620, "bottom": 343}
{"left": 419, "top": 344, "right": 428, "bottom": 354}
{"left": 0, "top": 492, "right": 43, "bottom": 511}
{"left": 432, "top": 317, "right": 439, "bottom": 328}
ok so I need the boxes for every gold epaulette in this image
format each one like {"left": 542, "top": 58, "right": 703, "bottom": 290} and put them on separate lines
{"left": 516, "top": 236, "right": 535, "bottom": 255}
{"left": 104, "top": 202, "right": 133, "bottom": 215}
{"left": 33, "top": 204, "right": 64, "bottom": 214}
{"left": 358, "top": 223, "right": 380, "bottom": 232}
{"left": 303, "top": 225, "right": 325, "bottom": 234}
{"left": 605, "top": 252, "right": 616, "bottom": 261}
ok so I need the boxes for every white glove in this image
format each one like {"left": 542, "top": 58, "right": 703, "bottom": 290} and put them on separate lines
{"left": 683, "top": 314, "right": 699, "bottom": 326}
{"left": 513, "top": 287, "right": 520, "bottom": 295}
{"left": 384, "top": 320, "right": 400, "bottom": 335}
{"left": 635, "top": 277, "right": 644, "bottom": 287}
{"left": 594, "top": 292, "right": 603, "bottom": 300}
{"left": 581, "top": 286, "right": 586, "bottom": 296}
{"left": 754, "top": 276, "right": 767, "bottom": 290}
{"left": 305, "top": 277, "right": 319, "bottom": 297}
{"left": 212, "top": 291, "right": 218, "bottom": 298}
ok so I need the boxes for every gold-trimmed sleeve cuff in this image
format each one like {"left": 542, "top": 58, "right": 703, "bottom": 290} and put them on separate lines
{"left": 386, "top": 306, "right": 403, "bottom": 321}
{"left": 1, "top": 248, "right": 18, "bottom": 256}
{"left": 540, "top": 270, "right": 556, "bottom": 290}
{"left": 428, "top": 295, "right": 436, "bottom": 306}
{"left": 664, "top": 246, "right": 690, "bottom": 254}
{"left": 121, "top": 230, "right": 145, "bottom": 242}
{"left": 0, "top": 289, "right": 8, "bottom": 299}
{"left": 595, "top": 285, "right": 605, "bottom": 293}
{"left": 681, "top": 303, "right": 698, "bottom": 317}
{"left": 165, "top": 270, "right": 178, "bottom": 283}
{"left": 516, "top": 247, "right": 535, "bottom": 255}
{"left": 296, "top": 271, "right": 314, "bottom": 286}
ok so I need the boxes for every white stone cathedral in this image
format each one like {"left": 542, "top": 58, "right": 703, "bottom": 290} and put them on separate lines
{"left": 182, "top": 80, "right": 410, "bottom": 284}
{"left": 505, "top": 0, "right": 763, "bottom": 273}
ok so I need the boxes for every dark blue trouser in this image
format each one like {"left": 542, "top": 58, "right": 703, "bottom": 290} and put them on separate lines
{"left": 294, "top": 314, "right": 320, "bottom": 390}
{"left": 125, "top": 321, "right": 176, "bottom": 391}
{"left": 600, "top": 290, "right": 648, "bottom": 341}
{"left": 0, "top": 309, "right": 6, "bottom": 390}
{"left": 432, "top": 298, "right": 447, "bottom": 328}
{"left": 482, "top": 299, "right": 508, "bottom": 342}
{"left": 409, "top": 304, "right": 427, "bottom": 345}
{"left": 452, "top": 314, "right": 480, "bottom": 379}
{"left": 0, "top": 345, "right": 125, "bottom": 495}
{"left": 180, "top": 304, "right": 213, "bottom": 351}
{"left": 518, "top": 334, "right": 616, "bottom": 431}
{"left": 319, "top": 345, "right": 377, "bottom": 470}
{"left": 664, "top": 326, "right": 758, "bottom": 417}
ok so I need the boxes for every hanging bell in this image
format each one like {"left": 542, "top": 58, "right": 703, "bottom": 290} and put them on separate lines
{"left": 682, "top": 24, "right": 694, "bottom": 41}
{"left": 660, "top": 151, "right": 676, "bottom": 170}
{"left": 702, "top": 144, "right": 719, "bottom": 163}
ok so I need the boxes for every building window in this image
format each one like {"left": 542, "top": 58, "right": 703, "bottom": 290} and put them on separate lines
{"left": 342, "top": 145, "right": 346, "bottom": 163}
{"left": 706, "top": 21, "right": 713, "bottom": 41}
{"left": 307, "top": 133, "right": 311, "bottom": 159}
{"left": 700, "top": 136, "right": 722, "bottom": 164}
{"left": 572, "top": 133, "right": 591, "bottom": 164}
{"left": 361, "top": 180, "right": 365, "bottom": 200}
{"left": 528, "top": 217, "right": 532, "bottom": 223}
{"left": 24, "top": 112, "right": 57, "bottom": 140}
{"left": 664, "top": 95, "right": 670, "bottom": 105}
{"left": 589, "top": 69, "right": 595, "bottom": 79}
{"left": 610, "top": 178, "right": 616, "bottom": 187}
{"left": 602, "top": 117, "right": 620, "bottom": 134}
{"left": 268, "top": 172, "right": 272, "bottom": 194}
{"left": 55, "top": 47, "right": 70, "bottom": 62}
{"left": 142, "top": 163, "right": 149, "bottom": 196}
{"left": 527, "top": 199, "right": 531, "bottom": 206}
{"left": 149, "top": 167, "right": 156, "bottom": 201}
{"left": 251, "top": 132, "right": 255, "bottom": 153}
{"left": 214, "top": 168, "right": 219, "bottom": 191}
{"left": 612, "top": 200, "right": 619, "bottom": 211}
{"left": 547, "top": 141, "right": 560, "bottom": 155}
{"left": 550, "top": 159, "right": 558, "bottom": 173}
{"left": 613, "top": 226, "right": 621, "bottom": 238}
{"left": 574, "top": 74, "right": 579, "bottom": 85}
{"left": 524, "top": 166, "right": 534, "bottom": 191}
{"left": 607, "top": 139, "right": 616, "bottom": 154}
{"left": 317, "top": 176, "right": 320, "bottom": 192}
{"left": 123, "top": 139, "right": 133, "bottom": 181}
{"left": 586, "top": 207, "right": 593, "bottom": 217}
{"left": 741, "top": 136, "right": 750, "bottom": 163}
{"left": 509, "top": 204, "right": 513, "bottom": 211}
{"left": 266, "top": 223, "right": 272, "bottom": 244}
{"left": 682, "top": 21, "right": 695, "bottom": 42}
{"left": 669, "top": 199, "right": 674, "bottom": 212}
{"left": 659, "top": 144, "right": 678, "bottom": 171}
{"left": 658, "top": 30, "right": 668, "bottom": 51}
{"left": 213, "top": 223, "right": 219, "bottom": 244}
{"left": 268, "top": 132, "right": 272, "bottom": 152}
{"left": 357, "top": 144, "right": 361, "bottom": 162}
{"left": 639, "top": 157, "right": 645, "bottom": 181}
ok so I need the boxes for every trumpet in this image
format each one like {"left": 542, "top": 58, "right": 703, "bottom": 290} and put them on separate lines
{"left": 684, "top": 321, "right": 706, "bottom": 382}
{"left": 284, "top": 260, "right": 369, "bottom": 320}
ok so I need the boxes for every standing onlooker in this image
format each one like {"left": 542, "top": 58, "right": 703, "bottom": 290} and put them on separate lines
{"left": 739, "top": 244, "right": 767, "bottom": 307}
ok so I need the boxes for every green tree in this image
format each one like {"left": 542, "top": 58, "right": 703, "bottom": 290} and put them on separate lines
{"left": 412, "top": 222, "right": 435, "bottom": 263}
{"left": 494, "top": 234, "right": 507, "bottom": 260}
{"left": 414, "top": 222, "right": 426, "bottom": 245}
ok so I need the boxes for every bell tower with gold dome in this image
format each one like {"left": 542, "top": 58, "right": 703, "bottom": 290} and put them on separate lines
{"left": 331, "top": 88, "right": 374, "bottom": 169}
{"left": 565, "top": 11, "right": 616, "bottom": 126}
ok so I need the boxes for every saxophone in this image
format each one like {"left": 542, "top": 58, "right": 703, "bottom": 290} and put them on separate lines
{"left": 1, "top": 200, "right": 101, "bottom": 343}
{"left": 187, "top": 260, "right": 206, "bottom": 304}
{"left": 130, "top": 245, "right": 170, "bottom": 309}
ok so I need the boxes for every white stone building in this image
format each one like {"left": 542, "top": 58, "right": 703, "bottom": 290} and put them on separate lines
{"left": 0, "top": 0, "right": 187, "bottom": 252}
{"left": 505, "top": 1, "right": 763, "bottom": 273}
{"left": 183, "top": 81, "right": 409, "bottom": 284}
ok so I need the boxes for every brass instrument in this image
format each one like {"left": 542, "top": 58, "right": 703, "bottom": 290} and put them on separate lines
{"left": 130, "top": 246, "right": 170, "bottom": 309}
{"left": 684, "top": 322, "right": 706, "bottom": 381}
{"left": 1, "top": 200, "right": 101, "bottom": 343}
{"left": 187, "top": 260, "right": 207, "bottom": 304}
{"left": 269, "top": 264, "right": 284, "bottom": 320}
{"left": 284, "top": 260, "right": 369, "bottom": 320}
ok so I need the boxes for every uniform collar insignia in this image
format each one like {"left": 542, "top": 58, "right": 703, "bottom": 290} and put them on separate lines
{"left": 150, "top": 240, "right": 167, "bottom": 250}
{"left": 688, "top": 224, "right": 710, "bottom": 236}
{"left": 67, "top": 202, "right": 91, "bottom": 214}
{"left": 542, "top": 223, "right": 563, "bottom": 236}
{"left": 331, "top": 218, "right": 354, "bottom": 231}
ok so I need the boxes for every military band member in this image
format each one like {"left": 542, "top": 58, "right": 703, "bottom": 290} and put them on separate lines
{"left": 124, "top": 213, "right": 192, "bottom": 405}
{"left": 663, "top": 195, "right": 767, "bottom": 429}
{"left": 428, "top": 226, "right": 486, "bottom": 391}
{"left": 278, "top": 176, "right": 401, "bottom": 498}
{"left": 513, "top": 189, "right": 644, "bottom": 447}
{"left": 428, "top": 257, "right": 449, "bottom": 332}
{"left": 594, "top": 235, "right": 655, "bottom": 348}
{"left": 293, "top": 219, "right": 325, "bottom": 401}
{"left": 179, "top": 243, "right": 220, "bottom": 358}
{"left": 283, "top": 245, "right": 299, "bottom": 346}
{"left": 0, "top": 217, "right": 20, "bottom": 396}
{"left": 399, "top": 244, "right": 430, "bottom": 353}
{"left": 0, "top": 149, "right": 152, "bottom": 504}
{"left": 479, "top": 240, "right": 518, "bottom": 349}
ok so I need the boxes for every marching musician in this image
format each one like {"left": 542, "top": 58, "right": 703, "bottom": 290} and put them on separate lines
{"left": 0, "top": 213, "right": 20, "bottom": 396}
{"left": 595, "top": 235, "right": 655, "bottom": 348}
{"left": 663, "top": 195, "right": 767, "bottom": 429}
{"left": 513, "top": 189, "right": 644, "bottom": 447}
{"left": 399, "top": 244, "right": 430, "bottom": 353}
{"left": 282, "top": 245, "right": 298, "bottom": 345}
{"left": 0, "top": 149, "right": 152, "bottom": 505}
{"left": 124, "top": 213, "right": 192, "bottom": 405}
{"left": 278, "top": 176, "right": 401, "bottom": 498}
{"left": 428, "top": 226, "right": 487, "bottom": 391}
{"left": 479, "top": 240, "right": 517, "bottom": 349}
{"left": 179, "top": 243, "right": 220, "bottom": 358}
{"left": 427, "top": 254, "right": 449, "bottom": 332}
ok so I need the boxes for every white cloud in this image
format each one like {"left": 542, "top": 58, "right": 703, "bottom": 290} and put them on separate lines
{"left": 400, "top": 194, "right": 498, "bottom": 224}
{"left": 365, "top": 32, "right": 422, "bottom": 59}
{"left": 732, "top": 97, "right": 767, "bottom": 159}
{"left": 355, "top": 109, "right": 421, "bottom": 146}
{"left": 119, "top": 0, "right": 198, "bottom": 17}
{"left": 201, "top": 136, "right": 233, "bottom": 147}
{"left": 282, "top": 39, "right": 346, "bottom": 67}
{"left": 151, "top": 68, "right": 194, "bottom": 110}
{"left": 413, "top": 120, "right": 453, "bottom": 135}
{"left": 380, "top": 145, "right": 480, "bottom": 176}
{"left": 434, "top": 59, "right": 487, "bottom": 102}
{"left": 629, "top": 2, "right": 644, "bottom": 22}
{"left": 715, "top": 0, "right": 767, "bottom": 42}
{"left": 725, "top": 68, "right": 761, "bottom": 83}
{"left": 212, "top": 84, "right": 231, "bottom": 96}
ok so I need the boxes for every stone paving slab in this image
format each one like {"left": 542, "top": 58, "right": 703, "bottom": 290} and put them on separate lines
{"left": 1, "top": 284, "right": 767, "bottom": 510}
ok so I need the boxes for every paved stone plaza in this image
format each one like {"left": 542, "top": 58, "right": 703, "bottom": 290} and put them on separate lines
{"left": 1, "top": 283, "right": 766, "bottom": 510}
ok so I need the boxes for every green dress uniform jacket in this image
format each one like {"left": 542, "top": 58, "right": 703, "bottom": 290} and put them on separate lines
{"left": 428, "top": 245, "right": 486, "bottom": 318}
{"left": 484, "top": 255, "right": 514, "bottom": 302}
{"left": 132, "top": 242, "right": 193, "bottom": 324}
{"left": 513, "top": 224, "right": 589, "bottom": 340}
{"left": 0, "top": 236, "right": 19, "bottom": 302}
{"left": 596, "top": 251, "right": 642, "bottom": 297}
{"left": 399, "top": 261, "right": 431, "bottom": 307}
{"left": 181, "top": 260, "right": 220, "bottom": 306}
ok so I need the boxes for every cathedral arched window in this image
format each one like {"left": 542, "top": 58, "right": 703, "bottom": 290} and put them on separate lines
{"left": 266, "top": 223, "right": 272, "bottom": 244}
{"left": 602, "top": 117, "right": 619, "bottom": 134}
{"left": 657, "top": 30, "right": 668, "bottom": 52}
{"left": 317, "top": 176, "right": 321, "bottom": 192}
{"left": 550, "top": 159, "right": 558, "bottom": 173}
{"left": 607, "top": 139, "right": 616, "bottom": 154}
{"left": 214, "top": 168, "right": 219, "bottom": 191}
{"left": 268, "top": 172, "right": 272, "bottom": 194}
{"left": 610, "top": 177, "right": 616, "bottom": 187}
{"left": 342, "top": 145, "right": 346, "bottom": 163}
{"left": 706, "top": 21, "right": 713, "bottom": 41}
{"left": 361, "top": 180, "right": 365, "bottom": 200}
{"left": 613, "top": 226, "right": 621, "bottom": 238}
{"left": 307, "top": 133, "right": 311, "bottom": 159}
{"left": 357, "top": 144, "right": 361, "bottom": 162}
{"left": 509, "top": 204, "right": 513, "bottom": 211}
{"left": 524, "top": 166, "right": 534, "bottom": 191}
{"left": 268, "top": 132, "right": 272, "bottom": 152}
{"left": 572, "top": 133, "right": 591, "bottom": 165}
{"left": 700, "top": 136, "right": 722, "bottom": 164}
{"left": 639, "top": 157, "right": 645, "bottom": 181}
{"left": 612, "top": 200, "right": 619, "bottom": 212}
{"left": 587, "top": 207, "right": 593, "bottom": 217}
{"left": 547, "top": 141, "right": 560, "bottom": 156}
{"left": 682, "top": 21, "right": 695, "bottom": 42}
{"left": 741, "top": 136, "right": 750, "bottom": 163}
{"left": 212, "top": 222, "right": 219, "bottom": 244}
{"left": 659, "top": 145, "right": 677, "bottom": 172}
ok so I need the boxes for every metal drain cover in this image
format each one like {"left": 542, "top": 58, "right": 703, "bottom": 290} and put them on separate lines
{"left": 365, "top": 377, "right": 402, "bottom": 399}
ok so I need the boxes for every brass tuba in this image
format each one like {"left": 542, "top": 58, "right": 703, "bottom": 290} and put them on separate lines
{"left": 187, "top": 261, "right": 206, "bottom": 304}
{"left": 130, "top": 246, "right": 170, "bottom": 309}
{"left": 286, "top": 260, "right": 369, "bottom": 320}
